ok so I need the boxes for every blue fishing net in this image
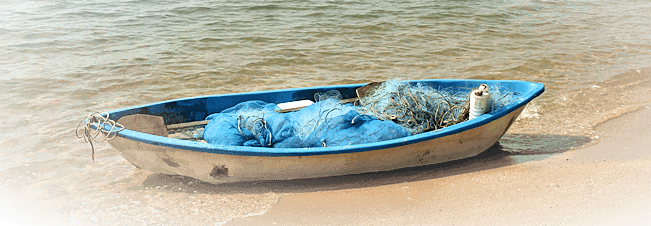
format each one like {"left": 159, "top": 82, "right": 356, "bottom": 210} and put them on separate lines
{"left": 202, "top": 98, "right": 411, "bottom": 148}
{"left": 202, "top": 80, "right": 519, "bottom": 148}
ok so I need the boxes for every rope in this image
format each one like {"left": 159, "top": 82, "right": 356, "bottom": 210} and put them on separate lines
{"left": 75, "top": 112, "right": 124, "bottom": 161}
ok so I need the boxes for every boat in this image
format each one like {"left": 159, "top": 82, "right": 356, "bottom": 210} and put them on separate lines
{"left": 92, "top": 79, "right": 544, "bottom": 184}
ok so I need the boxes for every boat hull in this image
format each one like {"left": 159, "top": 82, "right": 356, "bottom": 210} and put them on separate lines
{"left": 108, "top": 105, "right": 524, "bottom": 184}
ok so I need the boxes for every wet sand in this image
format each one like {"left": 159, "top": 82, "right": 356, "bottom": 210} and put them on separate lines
{"left": 228, "top": 107, "right": 651, "bottom": 225}
{"left": 3, "top": 70, "right": 650, "bottom": 226}
{"left": 228, "top": 69, "right": 651, "bottom": 225}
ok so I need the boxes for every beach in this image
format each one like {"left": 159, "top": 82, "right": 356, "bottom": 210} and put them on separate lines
{"left": 2, "top": 0, "right": 651, "bottom": 225}
{"left": 227, "top": 69, "right": 651, "bottom": 226}
{"left": 4, "top": 68, "right": 649, "bottom": 226}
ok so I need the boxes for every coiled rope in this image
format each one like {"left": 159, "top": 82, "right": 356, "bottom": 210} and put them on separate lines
{"left": 75, "top": 112, "right": 124, "bottom": 161}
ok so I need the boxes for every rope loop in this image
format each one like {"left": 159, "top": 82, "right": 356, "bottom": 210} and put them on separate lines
{"left": 75, "top": 112, "right": 125, "bottom": 161}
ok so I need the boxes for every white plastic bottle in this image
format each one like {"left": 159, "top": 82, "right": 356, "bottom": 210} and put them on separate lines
{"left": 469, "top": 84, "right": 490, "bottom": 120}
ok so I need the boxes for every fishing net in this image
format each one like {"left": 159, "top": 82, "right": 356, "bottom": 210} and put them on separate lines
{"left": 202, "top": 80, "right": 519, "bottom": 148}
{"left": 202, "top": 98, "right": 411, "bottom": 148}
{"left": 358, "top": 80, "right": 520, "bottom": 134}
{"left": 358, "top": 81, "right": 468, "bottom": 134}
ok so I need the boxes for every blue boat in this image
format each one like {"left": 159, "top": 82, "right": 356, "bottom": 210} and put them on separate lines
{"left": 97, "top": 79, "right": 544, "bottom": 184}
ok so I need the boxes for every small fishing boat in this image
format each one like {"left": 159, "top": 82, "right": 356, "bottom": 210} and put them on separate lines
{"left": 86, "top": 79, "right": 544, "bottom": 184}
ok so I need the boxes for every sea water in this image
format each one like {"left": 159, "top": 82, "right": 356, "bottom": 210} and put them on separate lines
{"left": 2, "top": 0, "right": 651, "bottom": 225}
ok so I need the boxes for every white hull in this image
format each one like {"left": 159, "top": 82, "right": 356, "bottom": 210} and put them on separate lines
{"left": 108, "top": 106, "right": 524, "bottom": 184}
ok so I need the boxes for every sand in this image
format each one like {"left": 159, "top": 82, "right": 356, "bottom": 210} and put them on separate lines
{"left": 226, "top": 107, "right": 651, "bottom": 225}
{"left": 227, "top": 70, "right": 651, "bottom": 226}
{"left": 4, "top": 69, "right": 649, "bottom": 226}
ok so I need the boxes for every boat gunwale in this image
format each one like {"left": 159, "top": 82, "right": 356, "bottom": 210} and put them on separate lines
{"left": 103, "top": 79, "right": 544, "bottom": 157}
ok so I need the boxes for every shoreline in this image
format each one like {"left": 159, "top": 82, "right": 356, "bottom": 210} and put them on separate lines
{"left": 225, "top": 108, "right": 651, "bottom": 225}
{"left": 2, "top": 69, "right": 650, "bottom": 226}
{"left": 226, "top": 69, "right": 651, "bottom": 225}
{"left": 4, "top": 1, "right": 651, "bottom": 224}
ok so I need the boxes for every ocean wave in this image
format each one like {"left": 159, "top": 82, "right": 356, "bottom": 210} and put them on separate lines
{"left": 59, "top": 10, "right": 123, "bottom": 17}
{"left": 0, "top": 27, "right": 15, "bottom": 35}
{"left": 169, "top": 6, "right": 215, "bottom": 15}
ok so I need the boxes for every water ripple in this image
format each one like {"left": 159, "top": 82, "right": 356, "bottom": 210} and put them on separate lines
{"left": 2, "top": 0, "right": 651, "bottom": 223}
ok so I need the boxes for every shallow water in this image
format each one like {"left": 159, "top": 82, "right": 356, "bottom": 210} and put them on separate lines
{"left": 1, "top": 0, "right": 651, "bottom": 225}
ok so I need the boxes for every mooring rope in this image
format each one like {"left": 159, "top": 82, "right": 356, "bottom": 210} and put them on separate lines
{"left": 75, "top": 112, "right": 124, "bottom": 161}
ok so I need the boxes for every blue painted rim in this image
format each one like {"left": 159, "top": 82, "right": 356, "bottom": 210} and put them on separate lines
{"left": 104, "top": 79, "right": 545, "bottom": 156}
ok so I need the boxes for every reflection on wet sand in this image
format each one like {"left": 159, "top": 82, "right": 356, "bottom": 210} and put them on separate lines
{"left": 499, "top": 134, "right": 593, "bottom": 164}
